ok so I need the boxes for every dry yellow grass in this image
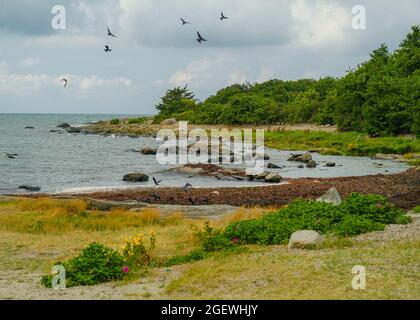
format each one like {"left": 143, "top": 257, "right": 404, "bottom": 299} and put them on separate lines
{"left": 0, "top": 197, "right": 418, "bottom": 300}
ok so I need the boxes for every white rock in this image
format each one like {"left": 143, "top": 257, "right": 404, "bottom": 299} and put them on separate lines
{"left": 288, "top": 230, "right": 323, "bottom": 250}
{"left": 160, "top": 118, "right": 177, "bottom": 125}
{"left": 316, "top": 187, "right": 342, "bottom": 206}
{"left": 406, "top": 211, "right": 420, "bottom": 224}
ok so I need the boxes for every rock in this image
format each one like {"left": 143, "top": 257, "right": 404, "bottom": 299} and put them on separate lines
{"left": 57, "top": 123, "right": 71, "bottom": 129}
{"left": 18, "top": 185, "right": 41, "bottom": 192}
{"left": 67, "top": 127, "right": 81, "bottom": 133}
{"left": 316, "top": 187, "right": 342, "bottom": 206}
{"left": 267, "top": 163, "right": 281, "bottom": 169}
{"left": 288, "top": 230, "right": 323, "bottom": 250}
{"left": 174, "top": 166, "right": 204, "bottom": 175}
{"left": 6, "top": 154, "right": 16, "bottom": 159}
{"left": 50, "top": 130, "right": 58, "bottom": 133}
{"left": 84, "top": 198, "right": 147, "bottom": 211}
{"left": 264, "top": 172, "right": 282, "bottom": 183}
{"left": 406, "top": 211, "right": 420, "bottom": 224}
{"left": 288, "top": 153, "right": 303, "bottom": 161}
{"left": 25, "top": 126, "right": 35, "bottom": 129}
{"left": 140, "top": 146, "right": 157, "bottom": 155}
{"left": 297, "top": 164, "right": 304, "bottom": 169}
{"left": 306, "top": 160, "right": 317, "bottom": 168}
{"left": 123, "top": 173, "right": 149, "bottom": 182}
{"left": 255, "top": 172, "right": 269, "bottom": 180}
{"left": 296, "top": 152, "right": 313, "bottom": 163}
{"left": 325, "top": 162, "right": 336, "bottom": 167}
{"left": 160, "top": 118, "right": 177, "bottom": 125}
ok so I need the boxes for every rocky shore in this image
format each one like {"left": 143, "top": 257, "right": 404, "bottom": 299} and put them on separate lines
{"left": 52, "top": 168, "right": 420, "bottom": 209}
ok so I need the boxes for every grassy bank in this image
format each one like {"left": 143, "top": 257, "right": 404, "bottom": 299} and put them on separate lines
{"left": 265, "top": 130, "right": 420, "bottom": 157}
{"left": 0, "top": 197, "right": 419, "bottom": 299}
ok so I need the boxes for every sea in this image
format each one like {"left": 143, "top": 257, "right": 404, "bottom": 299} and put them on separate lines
{"left": 0, "top": 114, "right": 411, "bottom": 194}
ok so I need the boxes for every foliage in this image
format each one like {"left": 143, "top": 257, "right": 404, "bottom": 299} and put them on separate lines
{"left": 127, "top": 117, "right": 147, "bottom": 124}
{"left": 164, "top": 249, "right": 206, "bottom": 266}
{"left": 154, "top": 26, "right": 420, "bottom": 136}
{"left": 122, "top": 233, "right": 156, "bottom": 268}
{"left": 110, "top": 119, "right": 120, "bottom": 125}
{"left": 41, "top": 242, "right": 126, "bottom": 288}
{"left": 203, "top": 193, "right": 408, "bottom": 247}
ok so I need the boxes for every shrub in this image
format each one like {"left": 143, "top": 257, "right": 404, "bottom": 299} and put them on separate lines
{"left": 192, "top": 222, "right": 234, "bottom": 252}
{"left": 41, "top": 242, "right": 126, "bottom": 288}
{"left": 212, "top": 193, "right": 409, "bottom": 248}
{"left": 128, "top": 117, "right": 147, "bottom": 124}
{"left": 110, "top": 119, "right": 120, "bottom": 125}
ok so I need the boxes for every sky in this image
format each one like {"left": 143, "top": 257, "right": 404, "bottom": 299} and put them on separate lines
{"left": 0, "top": 0, "right": 419, "bottom": 114}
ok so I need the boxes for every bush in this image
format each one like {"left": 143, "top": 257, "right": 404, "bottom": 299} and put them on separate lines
{"left": 128, "top": 117, "right": 147, "bottom": 124}
{"left": 210, "top": 193, "right": 409, "bottom": 248}
{"left": 41, "top": 242, "right": 127, "bottom": 288}
{"left": 110, "top": 119, "right": 120, "bottom": 125}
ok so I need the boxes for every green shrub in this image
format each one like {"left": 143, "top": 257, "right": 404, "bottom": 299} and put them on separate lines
{"left": 192, "top": 222, "right": 234, "bottom": 252}
{"left": 110, "top": 119, "right": 120, "bottom": 125}
{"left": 41, "top": 242, "right": 127, "bottom": 288}
{"left": 128, "top": 117, "right": 147, "bottom": 124}
{"left": 213, "top": 193, "right": 409, "bottom": 248}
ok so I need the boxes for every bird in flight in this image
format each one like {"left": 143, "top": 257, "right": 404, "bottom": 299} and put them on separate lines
{"left": 196, "top": 32, "right": 207, "bottom": 43}
{"left": 220, "top": 12, "right": 229, "bottom": 20}
{"left": 153, "top": 177, "right": 162, "bottom": 186}
{"left": 107, "top": 27, "right": 118, "bottom": 38}
{"left": 104, "top": 45, "right": 112, "bottom": 52}
{"left": 60, "top": 78, "right": 68, "bottom": 88}
{"left": 180, "top": 18, "right": 191, "bottom": 25}
{"left": 183, "top": 183, "right": 192, "bottom": 193}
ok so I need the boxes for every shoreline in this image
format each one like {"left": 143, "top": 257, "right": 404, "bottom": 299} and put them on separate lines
{"left": 20, "top": 167, "right": 419, "bottom": 209}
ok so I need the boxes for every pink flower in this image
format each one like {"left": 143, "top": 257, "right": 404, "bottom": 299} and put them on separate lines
{"left": 122, "top": 266, "right": 130, "bottom": 273}
{"left": 231, "top": 237, "right": 240, "bottom": 244}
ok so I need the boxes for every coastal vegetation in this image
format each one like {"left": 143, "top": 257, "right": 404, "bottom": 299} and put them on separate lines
{"left": 153, "top": 26, "right": 420, "bottom": 137}
{"left": 0, "top": 196, "right": 418, "bottom": 299}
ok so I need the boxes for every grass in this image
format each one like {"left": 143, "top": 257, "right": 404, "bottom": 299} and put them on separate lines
{"left": 0, "top": 197, "right": 418, "bottom": 299}
{"left": 413, "top": 206, "right": 420, "bottom": 213}
{"left": 265, "top": 130, "right": 420, "bottom": 156}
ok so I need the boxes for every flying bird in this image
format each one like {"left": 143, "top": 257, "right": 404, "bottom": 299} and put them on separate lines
{"left": 220, "top": 12, "right": 229, "bottom": 20}
{"left": 153, "top": 177, "right": 162, "bottom": 186}
{"left": 107, "top": 27, "right": 118, "bottom": 38}
{"left": 183, "top": 183, "right": 192, "bottom": 193}
{"left": 60, "top": 78, "right": 68, "bottom": 88}
{"left": 196, "top": 31, "right": 207, "bottom": 43}
{"left": 180, "top": 18, "right": 191, "bottom": 25}
{"left": 104, "top": 45, "right": 112, "bottom": 52}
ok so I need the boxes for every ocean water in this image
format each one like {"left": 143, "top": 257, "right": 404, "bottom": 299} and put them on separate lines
{"left": 0, "top": 114, "right": 411, "bottom": 194}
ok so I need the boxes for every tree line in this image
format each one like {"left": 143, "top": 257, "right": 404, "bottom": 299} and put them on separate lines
{"left": 154, "top": 26, "right": 420, "bottom": 136}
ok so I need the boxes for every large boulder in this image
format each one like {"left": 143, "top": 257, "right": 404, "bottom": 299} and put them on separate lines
{"left": 67, "top": 127, "right": 81, "bottom": 133}
{"left": 316, "top": 187, "right": 342, "bottom": 206}
{"left": 289, "top": 152, "right": 312, "bottom": 163}
{"left": 123, "top": 173, "right": 149, "bottom": 182}
{"left": 160, "top": 118, "right": 177, "bottom": 125}
{"left": 267, "top": 163, "right": 281, "bottom": 169}
{"left": 306, "top": 160, "right": 317, "bottom": 168}
{"left": 288, "top": 230, "right": 323, "bottom": 250}
{"left": 140, "top": 146, "right": 157, "bottom": 155}
{"left": 18, "top": 185, "right": 41, "bottom": 192}
{"left": 57, "top": 123, "right": 71, "bottom": 129}
{"left": 264, "top": 172, "right": 282, "bottom": 183}
{"left": 174, "top": 166, "right": 204, "bottom": 175}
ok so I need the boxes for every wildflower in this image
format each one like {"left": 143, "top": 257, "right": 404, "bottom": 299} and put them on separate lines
{"left": 122, "top": 266, "right": 130, "bottom": 273}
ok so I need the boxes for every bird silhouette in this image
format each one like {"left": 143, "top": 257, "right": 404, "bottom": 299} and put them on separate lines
{"left": 183, "top": 183, "right": 192, "bottom": 192}
{"left": 196, "top": 31, "right": 207, "bottom": 43}
{"left": 220, "top": 12, "right": 229, "bottom": 20}
{"left": 180, "top": 18, "right": 191, "bottom": 25}
{"left": 61, "top": 78, "right": 68, "bottom": 88}
{"left": 153, "top": 177, "right": 162, "bottom": 186}
{"left": 104, "top": 45, "right": 112, "bottom": 52}
{"left": 107, "top": 27, "right": 118, "bottom": 38}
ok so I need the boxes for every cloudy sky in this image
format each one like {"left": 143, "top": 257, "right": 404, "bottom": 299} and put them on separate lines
{"left": 0, "top": 0, "right": 419, "bottom": 114}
